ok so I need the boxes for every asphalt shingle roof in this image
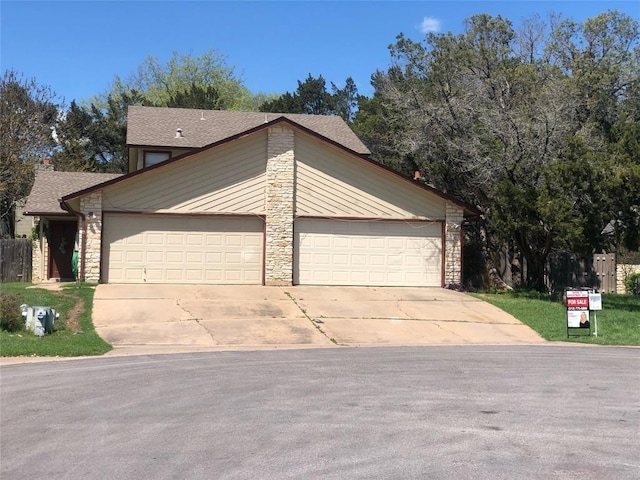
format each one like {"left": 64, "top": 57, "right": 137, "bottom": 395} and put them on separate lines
{"left": 126, "top": 106, "right": 370, "bottom": 154}
{"left": 23, "top": 170, "right": 122, "bottom": 215}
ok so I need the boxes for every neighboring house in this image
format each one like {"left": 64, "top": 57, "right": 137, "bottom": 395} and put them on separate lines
{"left": 13, "top": 198, "right": 31, "bottom": 238}
{"left": 24, "top": 105, "right": 478, "bottom": 286}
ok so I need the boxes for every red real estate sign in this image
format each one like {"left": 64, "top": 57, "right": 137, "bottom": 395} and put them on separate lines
{"left": 566, "top": 290, "right": 591, "bottom": 330}
{"left": 566, "top": 290, "right": 590, "bottom": 309}
{"left": 566, "top": 297, "right": 589, "bottom": 308}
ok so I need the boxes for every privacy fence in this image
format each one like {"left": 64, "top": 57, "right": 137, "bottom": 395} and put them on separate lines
{"left": 0, "top": 239, "right": 32, "bottom": 283}
{"left": 546, "top": 253, "right": 617, "bottom": 294}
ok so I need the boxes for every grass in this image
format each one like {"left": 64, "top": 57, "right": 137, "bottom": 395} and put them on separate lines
{"left": 474, "top": 291, "right": 640, "bottom": 346}
{"left": 0, "top": 283, "right": 112, "bottom": 357}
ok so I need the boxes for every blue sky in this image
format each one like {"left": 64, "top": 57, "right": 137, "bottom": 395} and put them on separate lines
{"left": 2, "top": 1, "right": 638, "bottom": 104}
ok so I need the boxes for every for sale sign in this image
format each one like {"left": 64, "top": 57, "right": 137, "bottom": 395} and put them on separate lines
{"left": 566, "top": 290, "right": 590, "bottom": 329}
{"left": 566, "top": 296, "right": 589, "bottom": 308}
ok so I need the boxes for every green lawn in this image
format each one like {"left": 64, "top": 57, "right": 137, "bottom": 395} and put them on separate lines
{"left": 0, "top": 283, "right": 112, "bottom": 357}
{"left": 474, "top": 291, "right": 640, "bottom": 345}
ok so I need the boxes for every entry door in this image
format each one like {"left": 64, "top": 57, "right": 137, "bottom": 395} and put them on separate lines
{"left": 49, "top": 221, "right": 77, "bottom": 279}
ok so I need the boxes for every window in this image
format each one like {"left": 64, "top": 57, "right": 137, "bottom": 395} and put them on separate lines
{"left": 144, "top": 151, "right": 171, "bottom": 167}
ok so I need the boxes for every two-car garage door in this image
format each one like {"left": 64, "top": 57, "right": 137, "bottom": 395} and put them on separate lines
{"left": 295, "top": 219, "right": 442, "bottom": 286}
{"left": 102, "top": 214, "right": 263, "bottom": 284}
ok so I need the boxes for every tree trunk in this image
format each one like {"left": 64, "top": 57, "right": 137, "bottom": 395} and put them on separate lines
{"left": 478, "top": 221, "right": 512, "bottom": 290}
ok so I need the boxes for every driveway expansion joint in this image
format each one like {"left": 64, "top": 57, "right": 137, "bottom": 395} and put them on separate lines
{"left": 281, "top": 288, "right": 339, "bottom": 346}
{"left": 175, "top": 299, "right": 219, "bottom": 343}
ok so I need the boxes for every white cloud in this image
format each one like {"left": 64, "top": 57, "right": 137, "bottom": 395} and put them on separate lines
{"left": 420, "top": 17, "right": 441, "bottom": 34}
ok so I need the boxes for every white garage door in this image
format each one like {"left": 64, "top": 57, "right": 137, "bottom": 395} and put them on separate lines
{"left": 103, "top": 214, "right": 263, "bottom": 284}
{"left": 295, "top": 219, "right": 442, "bottom": 286}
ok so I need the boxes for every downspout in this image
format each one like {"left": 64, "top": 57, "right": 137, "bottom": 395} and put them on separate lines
{"left": 60, "top": 200, "right": 86, "bottom": 282}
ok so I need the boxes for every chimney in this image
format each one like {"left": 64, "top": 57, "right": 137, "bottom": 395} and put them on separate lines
{"left": 413, "top": 170, "right": 422, "bottom": 181}
{"left": 36, "top": 158, "right": 54, "bottom": 172}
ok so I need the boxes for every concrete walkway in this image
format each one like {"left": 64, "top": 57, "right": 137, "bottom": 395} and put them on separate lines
{"left": 88, "top": 285, "right": 544, "bottom": 356}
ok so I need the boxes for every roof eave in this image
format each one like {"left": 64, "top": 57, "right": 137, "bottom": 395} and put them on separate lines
{"left": 23, "top": 211, "right": 75, "bottom": 217}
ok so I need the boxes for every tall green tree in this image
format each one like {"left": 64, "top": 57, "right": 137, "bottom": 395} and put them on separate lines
{"left": 109, "top": 50, "right": 253, "bottom": 111}
{"left": 54, "top": 91, "right": 144, "bottom": 173}
{"left": 331, "top": 77, "right": 359, "bottom": 123}
{"left": 373, "top": 11, "right": 639, "bottom": 290}
{"left": 165, "top": 82, "right": 222, "bottom": 109}
{"left": 56, "top": 50, "right": 258, "bottom": 173}
{"left": 259, "top": 74, "right": 359, "bottom": 123}
{"left": 0, "top": 70, "right": 62, "bottom": 237}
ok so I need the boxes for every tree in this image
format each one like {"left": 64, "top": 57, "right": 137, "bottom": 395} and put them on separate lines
{"left": 351, "top": 77, "right": 406, "bottom": 171}
{"left": 54, "top": 91, "right": 144, "bottom": 174}
{"left": 372, "top": 11, "right": 639, "bottom": 290}
{"left": 51, "top": 101, "right": 97, "bottom": 172}
{"left": 331, "top": 77, "right": 359, "bottom": 123}
{"left": 259, "top": 74, "right": 359, "bottom": 123}
{"left": 0, "top": 70, "right": 62, "bottom": 237}
{"left": 56, "top": 50, "right": 258, "bottom": 173}
{"left": 107, "top": 50, "right": 253, "bottom": 111}
{"left": 166, "top": 82, "right": 222, "bottom": 110}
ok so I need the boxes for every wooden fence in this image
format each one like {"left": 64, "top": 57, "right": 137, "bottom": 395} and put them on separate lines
{"left": 546, "top": 253, "right": 616, "bottom": 294}
{"left": 0, "top": 239, "right": 32, "bottom": 283}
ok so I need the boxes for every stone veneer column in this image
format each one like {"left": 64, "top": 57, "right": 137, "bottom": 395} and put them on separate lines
{"left": 31, "top": 240, "right": 41, "bottom": 283}
{"left": 444, "top": 202, "right": 464, "bottom": 285}
{"left": 79, "top": 193, "right": 103, "bottom": 283}
{"left": 264, "top": 126, "right": 295, "bottom": 286}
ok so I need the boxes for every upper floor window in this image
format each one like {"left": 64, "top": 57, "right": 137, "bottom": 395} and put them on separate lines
{"left": 144, "top": 151, "right": 171, "bottom": 167}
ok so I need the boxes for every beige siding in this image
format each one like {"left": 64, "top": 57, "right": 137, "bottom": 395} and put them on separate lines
{"left": 14, "top": 198, "right": 32, "bottom": 238}
{"left": 106, "top": 132, "right": 267, "bottom": 214}
{"left": 295, "top": 134, "right": 446, "bottom": 219}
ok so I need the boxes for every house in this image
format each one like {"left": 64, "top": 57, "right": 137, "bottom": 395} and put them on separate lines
{"left": 24, "top": 106, "right": 478, "bottom": 286}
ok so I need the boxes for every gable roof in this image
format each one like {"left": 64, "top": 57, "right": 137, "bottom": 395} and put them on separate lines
{"left": 62, "top": 116, "right": 480, "bottom": 216}
{"left": 127, "top": 106, "right": 370, "bottom": 155}
{"left": 23, "top": 170, "right": 122, "bottom": 215}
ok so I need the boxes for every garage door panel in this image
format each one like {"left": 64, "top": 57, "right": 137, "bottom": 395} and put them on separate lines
{"left": 206, "top": 235, "right": 223, "bottom": 246}
{"left": 103, "top": 214, "right": 263, "bottom": 284}
{"left": 295, "top": 219, "right": 442, "bottom": 286}
{"left": 245, "top": 253, "right": 261, "bottom": 264}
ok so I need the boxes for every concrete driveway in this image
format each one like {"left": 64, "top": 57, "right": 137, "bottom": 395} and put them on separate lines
{"left": 93, "top": 285, "right": 544, "bottom": 354}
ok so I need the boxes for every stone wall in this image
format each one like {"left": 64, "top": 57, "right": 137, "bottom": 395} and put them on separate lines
{"left": 444, "top": 203, "right": 464, "bottom": 285}
{"left": 30, "top": 218, "right": 49, "bottom": 283}
{"left": 617, "top": 263, "right": 640, "bottom": 294}
{"left": 264, "top": 126, "right": 295, "bottom": 286}
{"left": 31, "top": 236, "right": 42, "bottom": 283}
{"left": 80, "top": 193, "right": 103, "bottom": 283}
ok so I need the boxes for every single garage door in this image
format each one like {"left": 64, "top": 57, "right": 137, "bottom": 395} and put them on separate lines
{"left": 103, "top": 214, "right": 263, "bottom": 284}
{"left": 295, "top": 219, "right": 442, "bottom": 286}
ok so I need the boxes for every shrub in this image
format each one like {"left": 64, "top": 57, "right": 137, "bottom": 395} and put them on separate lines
{"left": 625, "top": 272, "right": 640, "bottom": 294}
{"left": 0, "top": 292, "right": 24, "bottom": 332}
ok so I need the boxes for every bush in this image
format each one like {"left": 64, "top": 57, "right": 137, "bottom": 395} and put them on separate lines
{"left": 0, "top": 292, "right": 24, "bottom": 332}
{"left": 625, "top": 272, "right": 640, "bottom": 294}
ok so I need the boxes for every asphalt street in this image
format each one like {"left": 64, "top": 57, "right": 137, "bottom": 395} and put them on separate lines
{"left": 1, "top": 346, "right": 639, "bottom": 479}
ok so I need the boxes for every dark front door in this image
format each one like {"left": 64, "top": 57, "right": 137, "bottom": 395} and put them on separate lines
{"left": 49, "top": 221, "right": 77, "bottom": 280}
